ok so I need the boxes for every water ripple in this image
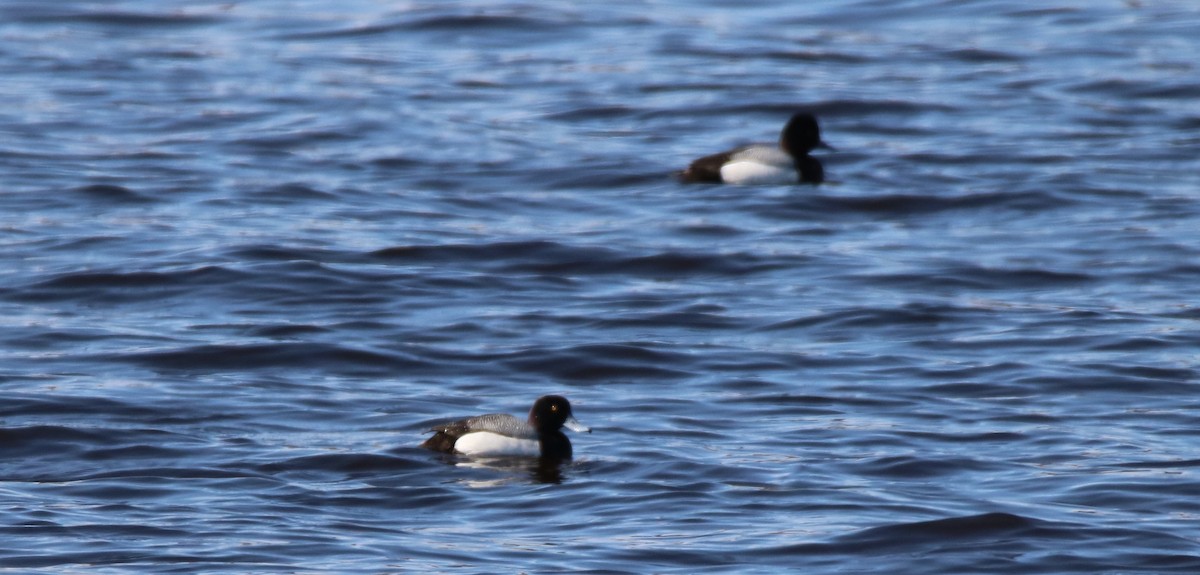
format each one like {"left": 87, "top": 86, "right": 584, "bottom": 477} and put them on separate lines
{"left": 2, "top": 0, "right": 1199, "bottom": 572}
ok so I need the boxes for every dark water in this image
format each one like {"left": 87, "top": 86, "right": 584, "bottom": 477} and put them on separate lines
{"left": 3, "top": 0, "right": 1200, "bottom": 572}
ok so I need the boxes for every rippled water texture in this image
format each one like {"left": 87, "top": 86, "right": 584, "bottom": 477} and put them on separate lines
{"left": 2, "top": 0, "right": 1200, "bottom": 573}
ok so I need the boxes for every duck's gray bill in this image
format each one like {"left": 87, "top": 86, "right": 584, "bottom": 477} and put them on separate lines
{"left": 564, "top": 415, "right": 591, "bottom": 433}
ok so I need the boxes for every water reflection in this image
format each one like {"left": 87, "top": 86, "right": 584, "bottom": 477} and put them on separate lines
{"left": 441, "top": 455, "right": 570, "bottom": 485}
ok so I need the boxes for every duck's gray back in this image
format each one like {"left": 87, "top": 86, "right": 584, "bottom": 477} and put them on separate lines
{"left": 465, "top": 413, "right": 537, "bottom": 439}
{"left": 729, "top": 144, "right": 792, "bottom": 166}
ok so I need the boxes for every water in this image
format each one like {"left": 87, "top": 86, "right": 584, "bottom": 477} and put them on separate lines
{"left": 2, "top": 0, "right": 1200, "bottom": 572}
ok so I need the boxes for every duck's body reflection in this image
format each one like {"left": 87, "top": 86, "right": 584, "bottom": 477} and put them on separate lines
{"left": 433, "top": 454, "right": 573, "bottom": 485}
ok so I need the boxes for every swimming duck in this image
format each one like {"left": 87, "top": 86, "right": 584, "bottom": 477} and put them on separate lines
{"left": 421, "top": 395, "right": 590, "bottom": 459}
{"left": 679, "top": 112, "right": 831, "bottom": 185}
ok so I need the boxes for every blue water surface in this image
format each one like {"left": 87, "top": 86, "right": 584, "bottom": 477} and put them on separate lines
{"left": 2, "top": 0, "right": 1200, "bottom": 573}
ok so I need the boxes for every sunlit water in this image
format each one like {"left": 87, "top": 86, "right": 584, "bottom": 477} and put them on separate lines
{"left": 2, "top": 1, "right": 1200, "bottom": 573}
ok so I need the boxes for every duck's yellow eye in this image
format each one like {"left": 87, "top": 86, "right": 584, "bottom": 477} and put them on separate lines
{"left": 551, "top": 405, "right": 559, "bottom": 412}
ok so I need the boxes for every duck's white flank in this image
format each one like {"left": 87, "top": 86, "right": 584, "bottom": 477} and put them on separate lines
{"left": 453, "top": 431, "right": 541, "bottom": 456}
{"left": 718, "top": 146, "right": 798, "bottom": 185}
{"left": 719, "top": 161, "right": 798, "bottom": 185}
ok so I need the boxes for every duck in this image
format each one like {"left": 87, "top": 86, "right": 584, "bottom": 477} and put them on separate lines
{"left": 678, "top": 112, "right": 832, "bottom": 185}
{"left": 420, "top": 395, "right": 590, "bottom": 459}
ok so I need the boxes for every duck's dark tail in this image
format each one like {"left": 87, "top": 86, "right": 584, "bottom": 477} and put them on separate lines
{"left": 677, "top": 150, "right": 732, "bottom": 183}
{"left": 421, "top": 420, "right": 471, "bottom": 453}
{"left": 420, "top": 431, "right": 458, "bottom": 453}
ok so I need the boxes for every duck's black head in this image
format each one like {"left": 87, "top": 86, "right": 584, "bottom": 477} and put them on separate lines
{"left": 779, "top": 113, "right": 831, "bottom": 156}
{"left": 528, "top": 395, "right": 591, "bottom": 434}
